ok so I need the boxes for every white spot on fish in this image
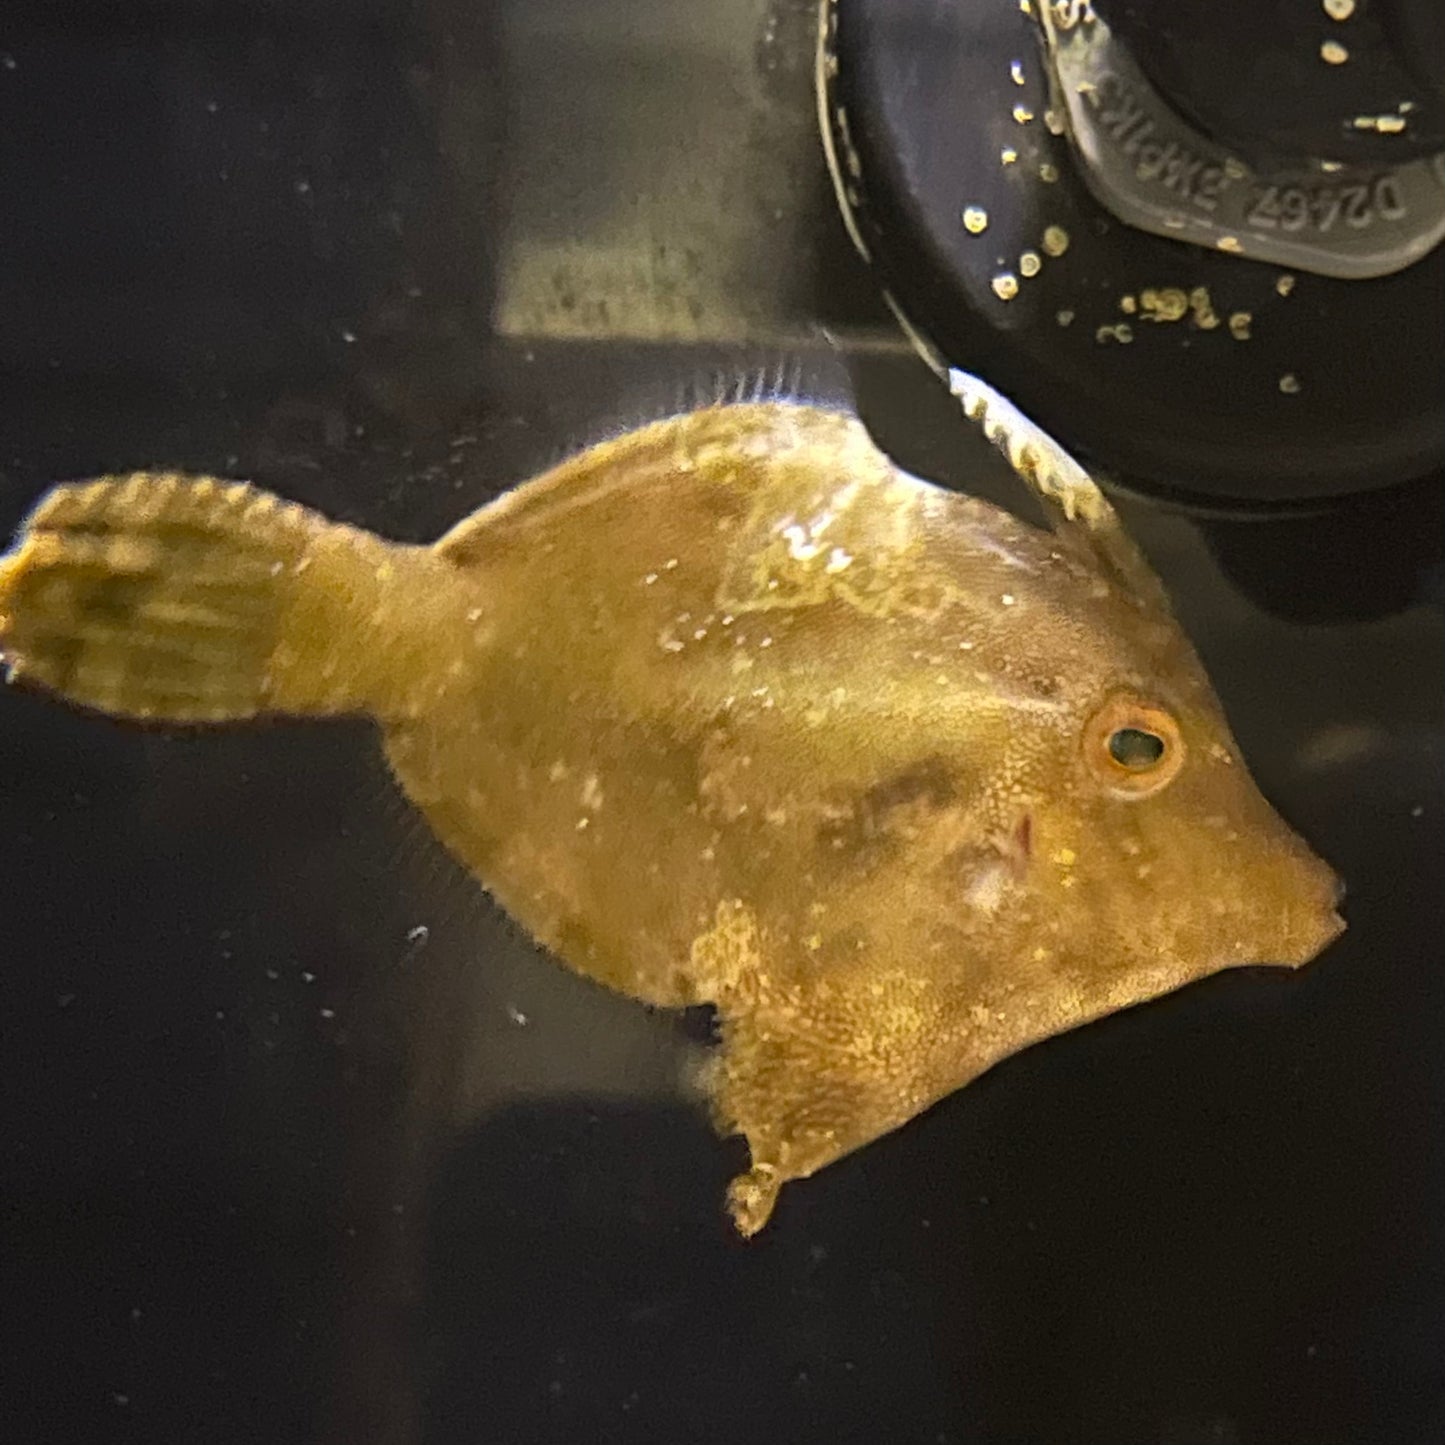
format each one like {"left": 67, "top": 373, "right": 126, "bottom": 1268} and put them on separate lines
{"left": 963, "top": 864, "right": 1009, "bottom": 914}
{"left": 783, "top": 523, "right": 821, "bottom": 561}
{"left": 580, "top": 773, "right": 604, "bottom": 811}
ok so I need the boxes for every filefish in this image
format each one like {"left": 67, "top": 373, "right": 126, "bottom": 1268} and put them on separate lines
{"left": 0, "top": 379, "right": 1343, "bottom": 1235}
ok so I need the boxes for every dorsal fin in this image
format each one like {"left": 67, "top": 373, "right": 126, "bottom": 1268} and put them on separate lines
{"left": 433, "top": 402, "right": 860, "bottom": 568}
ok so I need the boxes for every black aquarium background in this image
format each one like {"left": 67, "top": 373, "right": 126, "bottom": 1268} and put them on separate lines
{"left": 1, "top": 3, "right": 1443, "bottom": 1443}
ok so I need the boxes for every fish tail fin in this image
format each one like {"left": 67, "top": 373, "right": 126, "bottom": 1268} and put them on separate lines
{"left": 0, "top": 473, "right": 427, "bottom": 724}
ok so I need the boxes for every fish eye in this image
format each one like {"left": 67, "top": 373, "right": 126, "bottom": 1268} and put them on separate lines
{"left": 1108, "top": 727, "right": 1165, "bottom": 770}
{"left": 1082, "top": 693, "right": 1185, "bottom": 798}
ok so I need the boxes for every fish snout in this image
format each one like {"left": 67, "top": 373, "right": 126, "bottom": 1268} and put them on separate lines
{"left": 1274, "top": 851, "right": 1346, "bottom": 968}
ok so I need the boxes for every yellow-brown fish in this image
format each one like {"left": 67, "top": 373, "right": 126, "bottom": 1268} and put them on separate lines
{"left": 0, "top": 388, "right": 1343, "bottom": 1235}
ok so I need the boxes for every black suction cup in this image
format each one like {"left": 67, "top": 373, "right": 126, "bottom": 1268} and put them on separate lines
{"left": 819, "top": 0, "right": 1445, "bottom": 508}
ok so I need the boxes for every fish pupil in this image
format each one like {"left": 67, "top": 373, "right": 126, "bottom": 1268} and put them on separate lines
{"left": 1108, "top": 727, "right": 1166, "bottom": 770}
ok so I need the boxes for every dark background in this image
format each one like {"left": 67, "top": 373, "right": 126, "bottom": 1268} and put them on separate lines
{"left": 1, "top": 3, "right": 1442, "bottom": 1443}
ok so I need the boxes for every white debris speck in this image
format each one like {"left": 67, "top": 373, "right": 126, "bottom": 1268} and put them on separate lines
{"left": 505, "top": 1003, "right": 529, "bottom": 1026}
{"left": 406, "top": 925, "right": 429, "bottom": 945}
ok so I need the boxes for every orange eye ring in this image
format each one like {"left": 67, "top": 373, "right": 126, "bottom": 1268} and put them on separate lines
{"left": 1081, "top": 692, "right": 1186, "bottom": 799}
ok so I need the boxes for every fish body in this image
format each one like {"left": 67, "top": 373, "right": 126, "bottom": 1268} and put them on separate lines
{"left": 0, "top": 399, "right": 1343, "bottom": 1234}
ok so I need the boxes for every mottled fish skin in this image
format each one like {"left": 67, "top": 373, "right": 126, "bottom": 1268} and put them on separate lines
{"left": 0, "top": 401, "right": 1344, "bottom": 1235}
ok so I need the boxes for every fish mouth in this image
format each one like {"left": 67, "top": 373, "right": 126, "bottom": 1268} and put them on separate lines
{"left": 1318, "top": 906, "right": 1348, "bottom": 953}
{"left": 1273, "top": 864, "right": 1347, "bottom": 968}
{"left": 1320, "top": 868, "right": 1349, "bottom": 945}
